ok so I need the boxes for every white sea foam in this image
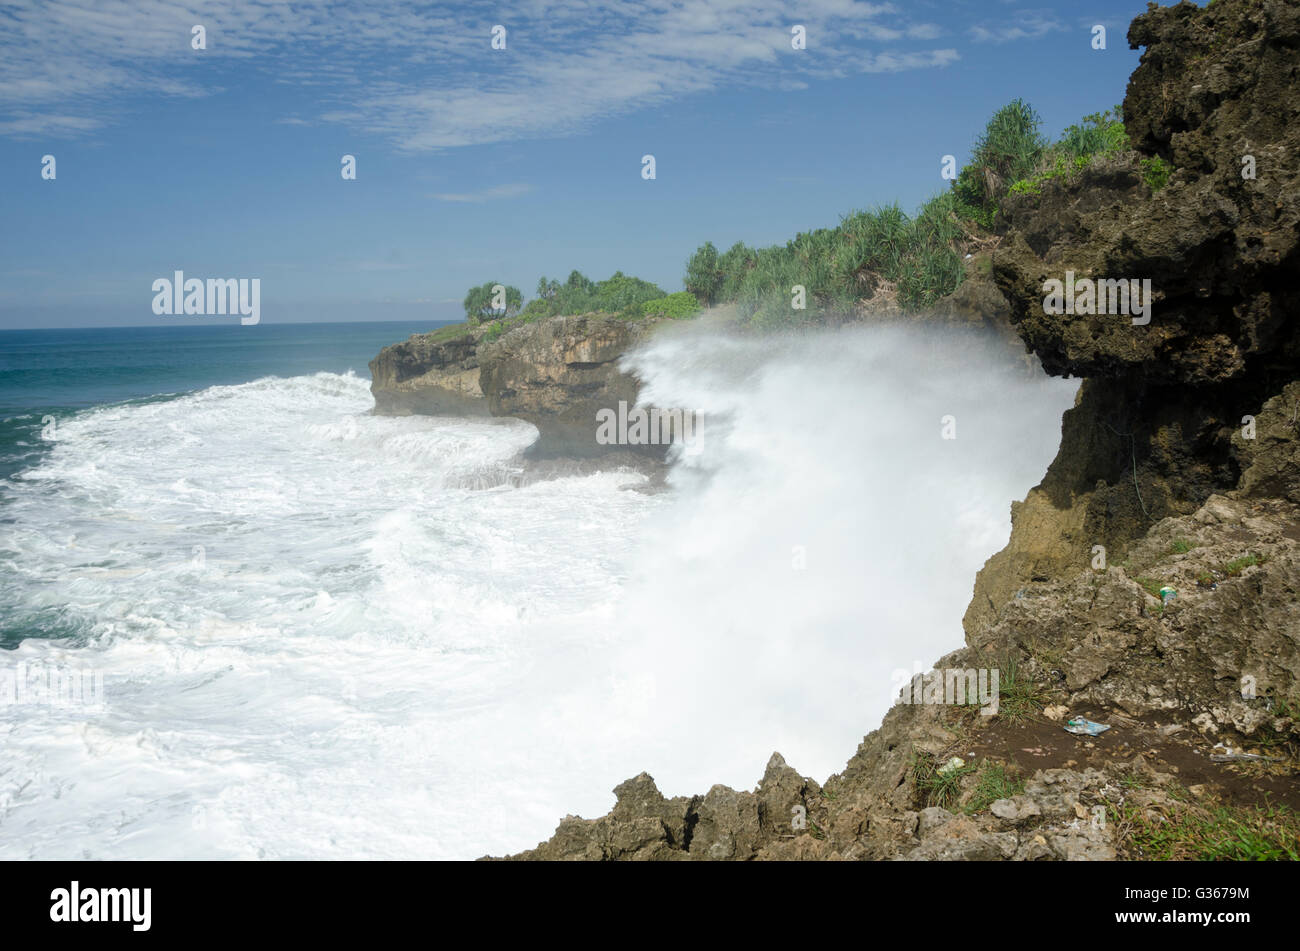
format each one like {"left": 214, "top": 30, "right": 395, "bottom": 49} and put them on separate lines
{"left": 0, "top": 330, "right": 1077, "bottom": 859}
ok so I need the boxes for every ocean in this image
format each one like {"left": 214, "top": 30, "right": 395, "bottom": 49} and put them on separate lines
{"left": 0, "top": 320, "right": 1078, "bottom": 858}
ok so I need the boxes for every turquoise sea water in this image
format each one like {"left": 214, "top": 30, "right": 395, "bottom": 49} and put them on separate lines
{"left": 0, "top": 322, "right": 447, "bottom": 482}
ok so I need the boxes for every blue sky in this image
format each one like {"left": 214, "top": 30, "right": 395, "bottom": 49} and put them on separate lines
{"left": 0, "top": 0, "right": 1151, "bottom": 329}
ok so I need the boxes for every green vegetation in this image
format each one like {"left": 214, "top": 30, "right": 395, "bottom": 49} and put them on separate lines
{"left": 1168, "top": 537, "right": 1195, "bottom": 555}
{"left": 1116, "top": 769, "right": 1149, "bottom": 791}
{"left": 448, "top": 99, "right": 1169, "bottom": 335}
{"left": 522, "top": 270, "right": 666, "bottom": 320}
{"left": 1112, "top": 800, "right": 1300, "bottom": 860}
{"left": 965, "top": 763, "right": 1025, "bottom": 815}
{"left": 1003, "top": 107, "right": 1130, "bottom": 200}
{"left": 641, "top": 291, "right": 702, "bottom": 319}
{"left": 679, "top": 100, "right": 1152, "bottom": 329}
{"left": 1140, "top": 155, "right": 1173, "bottom": 191}
{"left": 463, "top": 281, "right": 522, "bottom": 322}
{"left": 911, "top": 751, "right": 976, "bottom": 810}
{"left": 995, "top": 656, "right": 1049, "bottom": 723}
{"left": 459, "top": 269, "right": 667, "bottom": 328}
{"left": 953, "top": 98, "right": 1047, "bottom": 228}
{"left": 1132, "top": 576, "right": 1167, "bottom": 599}
{"left": 1223, "top": 552, "right": 1268, "bottom": 576}
{"left": 1058, "top": 107, "right": 1131, "bottom": 159}
{"left": 684, "top": 192, "right": 965, "bottom": 327}
{"left": 420, "top": 321, "right": 480, "bottom": 344}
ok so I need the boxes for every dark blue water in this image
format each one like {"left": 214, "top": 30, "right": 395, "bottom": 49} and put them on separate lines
{"left": 0, "top": 321, "right": 451, "bottom": 481}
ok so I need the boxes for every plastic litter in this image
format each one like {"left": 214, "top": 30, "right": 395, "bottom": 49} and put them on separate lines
{"left": 1159, "top": 586, "right": 1177, "bottom": 603}
{"left": 1064, "top": 716, "right": 1111, "bottom": 736}
{"left": 937, "top": 756, "right": 966, "bottom": 775}
{"left": 1209, "top": 745, "right": 1285, "bottom": 764}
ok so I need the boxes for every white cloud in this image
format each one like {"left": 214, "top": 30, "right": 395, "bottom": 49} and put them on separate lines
{"left": 969, "top": 13, "right": 1066, "bottom": 43}
{"left": 0, "top": 0, "right": 963, "bottom": 149}
{"left": 0, "top": 112, "right": 105, "bottom": 137}
{"left": 861, "top": 49, "right": 959, "bottom": 73}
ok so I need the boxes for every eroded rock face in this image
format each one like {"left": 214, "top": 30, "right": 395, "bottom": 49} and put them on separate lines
{"left": 369, "top": 328, "right": 489, "bottom": 416}
{"left": 973, "top": 493, "right": 1300, "bottom": 725}
{"left": 965, "top": 0, "right": 1300, "bottom": 633}
{"left": 478, "top": 314, "right": 663, "bottom": 458}
{"left": 369, "top": 314, "right": 668, "bottom": 457}
{"left": 504, "top": 754, "right": 821, "bottom": 861}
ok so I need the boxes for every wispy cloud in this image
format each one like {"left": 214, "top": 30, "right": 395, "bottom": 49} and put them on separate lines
{"left": 0, "top": 112, "right": 105, "bottom": 137}
{"left": 430, "top": 183, "right": 535, "bottom": 203}
{"left": 0, "top": 1, "right": 962, "bottom": 149}
{"left": 969, "top": 12, "right": 1067, "bottom": 44}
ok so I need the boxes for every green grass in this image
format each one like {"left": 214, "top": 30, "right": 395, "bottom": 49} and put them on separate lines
{"left": 964, "top": 763, "right": 1025, "bottom": 815}
{"left": 1168, "top": 537, "right": 1195, "bottom": 555}
{"left": 1117, "top": 771, "right": 1148, "bottom": 791}
{"left": 1132, "top": 576, "right": 1167, "bottom": 599}
{"left": 911, "top": 752, "right": 976, "bottom": 810}
{"left": 1114, "top": 801, "right": 1300, "bottom": 860}
{"left": 995, "top": 656, "right": 1049, "bottom": 723}
{"left": 420, "top": 321, "right": 477, "bottom": 343}
{"left": 1003, "top": 107, "right": 1129, "bottom": 205}
{"left": 952, "top": 98, "right": 1047, "bottom": 229}
{"left": 1007, "top": 153, "right": 1089, "bottom": 198}
{"left": 1223, "top": 552, "right": 1269, "bottom": 576}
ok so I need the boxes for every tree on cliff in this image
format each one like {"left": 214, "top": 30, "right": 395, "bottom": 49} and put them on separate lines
{"left": 684, "top": 241, "right": 721, "bottom": 305}
{"left": 463, "top": 281, "right": 523, "bottom": 322}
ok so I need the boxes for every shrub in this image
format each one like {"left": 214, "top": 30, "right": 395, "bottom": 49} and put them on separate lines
{"left": 1057, "top": 107, "right": 1129, "bottom": 160}
{"left": 1140, "top": 156, "right": 1173, "bottom": 191}
{"left": 1003, "top": 107, "right": 1129, "bottom": 204}
{"left": 641, "top": 291, "right": 702, "bottom": 319}
{"left": 519, "top": 270, "right": 666, "bottom": 319}
{"left": 952, "top": 98, "right": 1046, "bottom": 229}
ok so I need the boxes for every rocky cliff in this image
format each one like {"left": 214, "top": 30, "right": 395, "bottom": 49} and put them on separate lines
{"left": 965, "top": 0, "right": 1300, "bottom": 631}
{"left": 478, "top": 315, "right": 664, "bottom": 458}
{"left": 496, "top": 0, "right": 1300, "bottom": 861}
{"left": 368, "top": 327, "right": 488, "bottom": 417}
{"left": 370, "top": 314, "right": 665, "bottom": 457}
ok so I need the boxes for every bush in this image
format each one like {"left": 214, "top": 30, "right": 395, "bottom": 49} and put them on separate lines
{"left": 517, "top": 270, "right": 666, "bottom": 320}
{"left": 1004, "top": 107, "right": 1133, "bottom": 202}
{"left": 641, "top": 291, "right": 702, "bottom": 319}
{"left": 1057, "top": 107, "right": 1129, "bottom": 159}
{"left": 1140, "top": 156, "right": 1173, "bottom": 191}
{"left": 952, "top": 98, "right": 1046, "bottom": 229}
{"left": 684, "top": 191, "right": 966, "bottom": 327}
{"left": 664, "top": 100, "right": 1140, "bottom": 329}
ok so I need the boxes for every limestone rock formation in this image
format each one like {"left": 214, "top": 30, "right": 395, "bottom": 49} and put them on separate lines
{"left": 965, "top": 0, "right": 1300, "bottom": 633}
{"left": 368, "top": 328, "right": 488, "bottom": 417}
{"left": 478, "top": 314, "right": 664, "bottom": 458}
{"left": 370, "top": 314, "right": 668, "bottom": 457}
